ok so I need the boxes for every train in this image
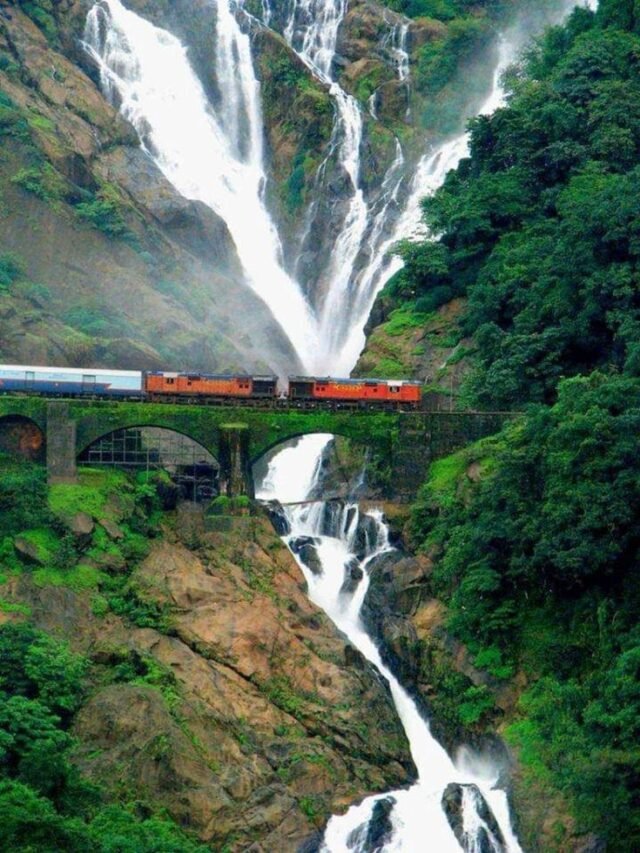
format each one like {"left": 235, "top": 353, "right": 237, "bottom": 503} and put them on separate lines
{"left": 0, "top": 365, "right": 422, "bottom": 409}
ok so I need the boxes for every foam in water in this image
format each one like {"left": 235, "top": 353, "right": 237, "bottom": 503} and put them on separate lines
{"left": 83, "top": 0, "right": 319, "bottom": 370}
{"left": 257, "top": 437, "right": 522, "bottom": 853}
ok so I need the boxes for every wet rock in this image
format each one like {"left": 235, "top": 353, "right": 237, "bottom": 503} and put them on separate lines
{"left": 442, "top": 784, "right": 465, "bottom": 847}
{"left": 297, "top": 832, "right": 323, "bottom": 853}
{"left": 344, "top": 644, "right": 367, "bottom": 669}
{"left": 317, "top": 500, "right": 348, "bottom": 537}
{"left": 340, "top": 558, "right": 364, "bottom": 595}
{"left": 298, "top": 543, "right": 323, "bottom": 576}
{"left": 265, "top": 500, "right": 291, "bottom": 536}
{"left": 353, "top": 513, "right": 380, "bottom": 560}
{"left": 68, "top": 512, "right": 95, "bottom": 545}
{"left": 346, "top": 796, "right": 396, "bottom": 852}
{"left": 442, "top": 783, "right": 506, "bottom": 853}
{"left": 380, "top": 615, "right": 419, "bottom": 683}
{"left": 366, "top": 796, "right": 396, "bottom": 851}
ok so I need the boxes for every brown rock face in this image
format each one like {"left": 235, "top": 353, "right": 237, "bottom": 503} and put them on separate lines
{"left": 6, "top": 514, "right": 413, "bottom": 851}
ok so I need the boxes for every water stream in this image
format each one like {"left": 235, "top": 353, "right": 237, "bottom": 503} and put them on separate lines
{"left": 257, "top": 440, "right": 521, "bottom": 852}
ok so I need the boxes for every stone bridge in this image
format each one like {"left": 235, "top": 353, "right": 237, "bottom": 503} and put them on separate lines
{"left": 0, "top": 397, "right": 516, "bottom": 499}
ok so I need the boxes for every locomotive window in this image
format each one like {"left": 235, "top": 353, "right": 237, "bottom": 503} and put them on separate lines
{"left": 390, "top": 386, "right": 400, "bottom": 394}
{"left": 166, "top": 378, "right": 175, "bottom": 385}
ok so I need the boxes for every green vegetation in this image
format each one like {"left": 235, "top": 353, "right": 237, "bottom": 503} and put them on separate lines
{"left": 0, "top": 254, "right": 26, "bottom": 291}
{"left": 387, "top": 4, "right": 640, "bottom": 407}
{"left": 11, "top": 164, "right": 67, "bottom": 206}
{"left": 411, "top": 374, "right": 640, "bottom": 847}
{"left": 74, "top": 185, "right": 135, "bottom": 241}
{"left": 0, "top": 624, "right": 205, "bottom": 851}
{"left": 15, "top": 0, "right": 59, "bottom": 45}
{"left": 396, "top": 6, "right": 640, "bottom": 847}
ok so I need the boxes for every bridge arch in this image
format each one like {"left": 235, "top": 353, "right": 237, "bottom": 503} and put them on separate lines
{"left": 249, "top": 429, "right": 371, "bottom": 468}
{"left": 78, "top": 425, "right": 220, "bottom": 502}
{"left": 0, "top": 414, "right": 46, "bottom": 462}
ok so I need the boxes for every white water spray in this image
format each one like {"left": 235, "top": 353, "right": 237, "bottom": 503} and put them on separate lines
{"left": 258, "top": 441, "right": 522, "bottom": 852}
{"left": 83, "top": 0, "right": 319, "bottom": 370}
{"left": 282, "top": 0, "right": 370, "bottom": 369}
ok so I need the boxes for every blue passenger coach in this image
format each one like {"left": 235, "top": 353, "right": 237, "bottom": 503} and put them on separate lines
{"left": 0, "top": 366, "right": 143, "bottom": 398}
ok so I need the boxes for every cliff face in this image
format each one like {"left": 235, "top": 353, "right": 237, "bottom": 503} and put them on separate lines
{"left": 0, "top": 1, "right": 300, "bottom": 374}
{"left": 0, "top": 467, "right": 415, "bottom": 851}
{"left": 0, "top": 465, "right": 413, "bottom": 850}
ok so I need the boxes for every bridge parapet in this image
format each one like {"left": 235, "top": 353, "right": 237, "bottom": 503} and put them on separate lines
{"left": 0, "top": 397, "right": 518, "bottom": 499}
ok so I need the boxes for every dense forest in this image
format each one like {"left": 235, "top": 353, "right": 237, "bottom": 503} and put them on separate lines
{"left": 393, "top": 0, "right": 640, "bottom": 847}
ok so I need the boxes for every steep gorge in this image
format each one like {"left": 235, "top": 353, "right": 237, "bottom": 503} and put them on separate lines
{"left": 0, "top": 3, "right": 620, "bottom": 849}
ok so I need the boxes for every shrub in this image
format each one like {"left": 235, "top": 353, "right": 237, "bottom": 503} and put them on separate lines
{"left": 74, "top": 186, "right": 134, "bottom": 240}
{"left": 0, "top": 253, "right": 26, "bottom": 290}
{"left": 11, "top": 164, "right": 67, "bottom": 205}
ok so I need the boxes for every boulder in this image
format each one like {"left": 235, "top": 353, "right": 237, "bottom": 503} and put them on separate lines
{"left": 297, "top": 543, "right": 324, "bottom": 576}
{"left": 340, "top": 558, "right": 364, "bottom": 595}
{"left": 442, "top": 783, "right": 506, "bottom": 852}
{"left": 346, "top": 796, "right": 396, "bottom": 851}
{"left": 67, "top": 512, "right": 94, "bottom": 545}
{"left": 99, "top": 518, "right": 124, "bottom": 541}
{"left": 13, "top": 536, "right": 46, "bottom": 566}
{"left": 264, "top": 501, "right": 291, "bottom": 536}
{"left": 90, "top": 550, "right": 127, "bottom": 573}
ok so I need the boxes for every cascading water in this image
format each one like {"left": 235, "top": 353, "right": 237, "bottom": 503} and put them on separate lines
{"left": 255, "top": 9, "right": 594, "bottom": 847}
{"left": 257, "top": 445, "right": 522, "bottom": 852}
{"left": 83, "top": 0, "right": 319, "bottom": 370}
{"left": 281, "top": 0, "right": 370, "bottom": 368}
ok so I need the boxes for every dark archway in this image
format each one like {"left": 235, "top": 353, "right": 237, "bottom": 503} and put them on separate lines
{"left": 78, "top": 426, "right": 219, "bottom": 503}
{"left": 0, "top": 415, "right": 45, "bottom": 462}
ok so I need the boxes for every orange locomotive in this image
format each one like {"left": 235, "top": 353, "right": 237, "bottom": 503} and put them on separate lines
{"left": 145, "top": 372, "right": 278, "bottom": 401}
{"left": 288, "top": 376, "right": 421, "bottom": 407}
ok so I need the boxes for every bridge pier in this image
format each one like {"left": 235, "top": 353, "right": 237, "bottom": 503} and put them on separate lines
{"left": 218, "top": 424, "right": 254, "bottom": 498}
{"left": 46, "top": 402, "right": 78, "bottom": 485}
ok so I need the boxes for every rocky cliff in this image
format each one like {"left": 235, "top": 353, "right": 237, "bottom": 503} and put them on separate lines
{"left": 0, "top": 464, "right": 413, "bottom": 850}
{"left": 0, "top": 0, "right": 299, "bottom": 373}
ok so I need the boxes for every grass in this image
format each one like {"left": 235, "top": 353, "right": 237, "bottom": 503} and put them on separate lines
{"left": 48, "top": 469, "right": 131, "bottom": 520}
{"left": 15, "top": 527, "right": 60, "bottom": 563}
{"left": 383, "top": 307, "right": 432, "bottom": 337}
{"left": 426, "top": 450, "right": 468, "bottom": 497}
{"left": 33, "top": 563, "right": 105, "bottom": 592}
{"left": 0, "top": 598, "right": 31, "bottom": 615}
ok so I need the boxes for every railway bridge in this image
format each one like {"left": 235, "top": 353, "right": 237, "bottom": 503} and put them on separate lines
{"left": 0, "top": 397, "right": 515, "bottom": 499}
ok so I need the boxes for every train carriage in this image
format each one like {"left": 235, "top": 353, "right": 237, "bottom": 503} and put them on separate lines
{"left": 0, "top": 365, "right": 143, "bottom": 397}
{"left": 145, "top": 372, "right": 278, "bottom": 401}
{"left": 288, "top": 376, "right": 421, "bottom": 407}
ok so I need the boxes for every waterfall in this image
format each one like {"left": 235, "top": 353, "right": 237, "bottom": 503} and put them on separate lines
{"left": 382, "top": 14, "right": 410, "bottom": 83}
{"left": 257, "top": 442, "right": 522, "bottom": 852}
{"left": 83, "top": 0, "right": 319, "bottom": 371}
{"left": 282, "top": 0, "right": 370, "bottom": 370}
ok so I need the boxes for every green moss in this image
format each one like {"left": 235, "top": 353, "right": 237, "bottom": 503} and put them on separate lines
{"left": 383, "top": 307, "right": 433, "bottom": 337}
{"left": 15, "top": 528, "right": 60, "bottom": 564}
{"left": 426, "top": 451, "right": 468, "bottom": 496}
{"left": 32, "top": 563, "right": 104, "bottom": 592}
{"left": 48, "top": 469, "right": 131, "bottom": 520}
{"left": 11, "top": 164, "right": 67, "bottom": 206}
{"left": 0, "top": 598, "right": 31, "bottom": 615}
